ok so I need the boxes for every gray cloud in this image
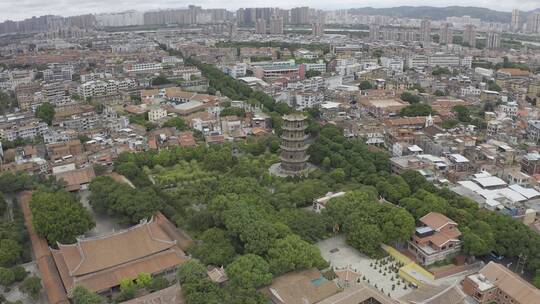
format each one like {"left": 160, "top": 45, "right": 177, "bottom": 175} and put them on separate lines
{"left": 0, "top": 0, "right": 538, "bottom": 21}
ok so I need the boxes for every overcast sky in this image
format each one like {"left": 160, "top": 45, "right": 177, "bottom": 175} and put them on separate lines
{"left": 1, "top": 0, "right": 538, "bottom": 22}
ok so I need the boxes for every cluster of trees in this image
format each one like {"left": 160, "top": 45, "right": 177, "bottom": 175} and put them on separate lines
{"left": 19, "top": 276, "right": 41, "bottom": 300}
{"left": 162, "top": 117, "right": 188, "bottom": 130}
{"left": 220, "top": 106, "right": 246, "bottom": 118}
{"left": 0, "top": 266, "right": 40, "bottom": 301}
{"left": 452, "top": 105, "right": 472, "bottom": 123}
{"left": 399, "top": 103, "right": 436, "bottom": 117}
{"left": 115, "top": 272, "right": 169, "bottom": 302}
{"left": 308, "top": 124, "right": 389, "bottom": 183}
{"left": 487, "top": 80, "right": 502, "bottom": 92}
{"left": 0, "top": 265, "right": 27, "bottom": 286}
{"left": 35, "top": 102, "right": 55, "bottom": 126}
{"left": 442, "top": 119, "right": 459, "bottom": 129}
{"left": 305, "top": 70, "right": 322, "bottom": 78}
{"left": 0, "top": 193, "right": 7, "bottom": 217}
{"left": 29, "top": 190, "right": 95, "bottom": 245}
{"left": 400, "top": 92, "right": 421, "bottom": 104}
{"left": 448, "top": 104, "right": 486, "bottom": 129}
{"left": 434, "top": 89, "right": 447, "bottom": 96}
{"left": 0, "top": 172, "right": 64, "bottom": 195}
{"left": 495, "top": 56, "right": 530, "bottom": 71}
{"left": 89, "top": 176, "right": 161, "bottom": 225}
{"left": 151, "top": 75, "right": 172, "bottom": 86}
{"left": 0, "top": 91, "right": 17, "bottom": 115}
{"left": 0, "top": 137, "right": 43, "bottom": 151}
{"left": 129, "top": 113, "right": 157, "bottom": 131}
{"left": 359, "top": 80, "right": 373, "bottom": 90}
{"left": 177, "top": 258, "right": 267, "bottom": 304}
{"left": 431, "top": 67, "right": 451, "bottom": 76}
{"left": 249, "top": 56, "right": 272, "bottom": 62}
{"left": 324, "top": 191, "right": 415, "bottom": 257}
{"left": 72, "top": 285, "right": 106, "bottom": 304}
{"left": 0, "top": 198, "right": 30, "bottom": 271}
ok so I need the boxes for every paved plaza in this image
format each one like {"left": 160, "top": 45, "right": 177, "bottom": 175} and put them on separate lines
{"left": 318, "top": 235, "right": 412, "bottom": 299}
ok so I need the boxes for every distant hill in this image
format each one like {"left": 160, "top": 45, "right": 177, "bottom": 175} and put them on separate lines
{"left": 348, "top": 6, "right": 522, "bottom": 23}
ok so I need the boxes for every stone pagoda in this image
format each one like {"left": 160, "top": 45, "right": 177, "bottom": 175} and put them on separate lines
{"left": 279, "top": 114, "right": 310, "bottom": 175}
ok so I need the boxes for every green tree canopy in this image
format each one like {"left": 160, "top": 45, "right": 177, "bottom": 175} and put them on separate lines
{"left": 190, "top": 228, "right": 237, "bottom": 266}
{"left": 432, "top": 67, "right": 451, "bottom": 76}
{"left": 152, "top": 75, "right": 172, "bottom": 86}
{"left": 0, "top": 193, "right": 7, "bottom": 217}
{"left": 35, "top": 102, "right": 55, "bottom": 125}
{"left": 400, "top": 92, "right": 421, "bottom": 104}
{"left": 278, "top": 209, "right": 327, "bottom": 243}
{"left": 0, "top": 239, "right": 22, "bottom": 267}
{"left": 452, "top": 105, "right": 471, "bottom": 123}
{"left": 434, "top": 89, "right": 446, "bottom": 96}
{"left": 72, "top": 285, "right": 105, "bottom": 304}
{"left": 177, "top": 259, "right": 208, "bottom": 285}
{"left": 0, "top": 267, "right": 15, "bottom": 286}
{"left": 226, "top": 254, "right": 273, "bottom": 289}
{"left": 162, "top": 117, "right": 188, "bottom": 130}
{"left": 399, "top": 103, "right": 435, "bottom": 117}
{"left": 267, "top": 235, "right": 327, "bottom": 275}
{"left": 19, "top": 276, "right": 41, "bottom": 300}
{"left": 359, "top": 80, "right": 373, "bottom": 90}
{"left": 30, "top": 190, "right": 95, "bottom": 245}
{"left": 346, "top": 223, "right": 384, "bottom": 257}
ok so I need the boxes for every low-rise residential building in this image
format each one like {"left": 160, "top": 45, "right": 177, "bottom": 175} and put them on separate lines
{"left": 78, "top": 79, "right": 136, "bottom": 99}
{"left": 408, "top": 212, "right": 462, "bottom": 266}
{"left": 0, "top": 120, "right": 48, "bottom": 141}
{"left": 148, "top": 106, "right": 168, "bottom": 123}
{"left": 463, "top": 262, "right": 540, "bottom": 304}
{"left": 527, "top": 120, "right": 540, "bottom": 143}
{"left": 252, "top": 61, "right": 305, "bottom": 80}
{"left": 222, "top": 63, "right": 247, "bottom": 79}
{"left": 124, "top": 62, "right": 163, "bottom": 74}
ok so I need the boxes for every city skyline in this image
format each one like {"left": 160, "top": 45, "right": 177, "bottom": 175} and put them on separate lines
{"left": 0, "top": 0, "right": 539, "bottom": 22}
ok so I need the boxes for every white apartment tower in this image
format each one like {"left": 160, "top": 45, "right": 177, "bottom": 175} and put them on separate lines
{"left": 420, "top": 18, "right": 431, "bottom": 46}
{"left": 526, "top": 13, "right": 540, "bottom": 34}
{"left": 439, "top": 23, "right": 453, "bottom": 45}
{"left": 269, "top": 14, "right": 284, "bottom": 35}
{"left": 511, "top": 9, "right": 520, "bottom": 32}
{"left": 463, "top": 24, "right": 477, "bottom": 48}
{"left": 255, "top": 18, "right": 266, "bottom": 34}
{"left": 486, "top": 31, "right": 501, "bottom": 50}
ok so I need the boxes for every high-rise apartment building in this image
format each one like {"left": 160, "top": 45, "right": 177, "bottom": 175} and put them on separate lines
{"left": 269, "top": 14, "right": 284, "bottom": 35}
{"left": 255, "top": 18, "right": 266, "bottom": 34}
{"left": 290, "top": 7, "right": 309, "bottom": 25}
{"left": 311, "top": 11, "right": 325, "bottom": 36}
{"left": 237, "top": 8, "right": 256, "bottom": 24}
{"left": 486, "top": 31, "right": 501, "bottom": 50}
{"left": 439, "top": 22, "right": 453, "bottom": 45}
{"left": 511, "top": 9, "right": 520, "bottom": 32}
{"left": 312, "top": 22, "right": 324, "bottom": 36}
{"left": 420, "top": 18, "right": 431, "bottom": 46}
{"left": 463, "top": 24, "right": 477, "bottom": 48}
{"left": 369, "top": 24, "right": 380, "bottom": 41}
{"left": 526, "top": 13, "right": 540, "bottom": 34}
